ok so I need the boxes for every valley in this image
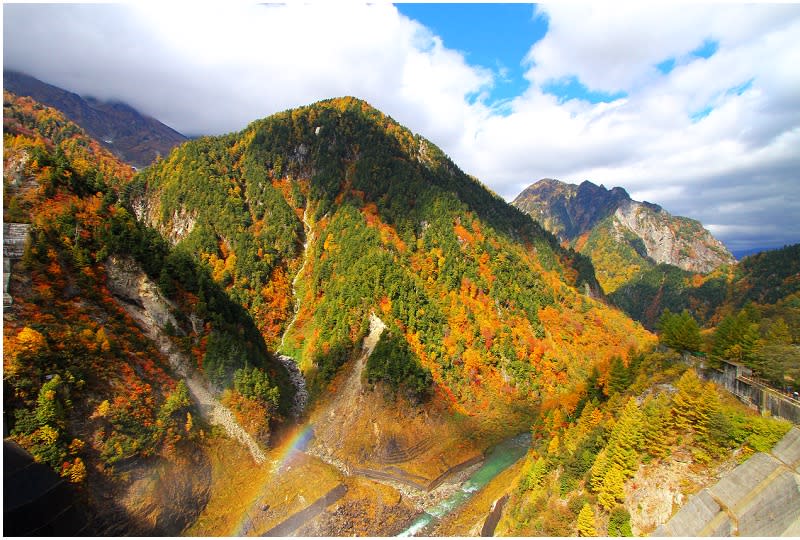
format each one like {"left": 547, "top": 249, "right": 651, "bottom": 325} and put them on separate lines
{"left": 3, "top": 88, "right": 799, "bottom": 537}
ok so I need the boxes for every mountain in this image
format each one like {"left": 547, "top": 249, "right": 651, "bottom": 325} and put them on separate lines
{"left": 512, "top": 179, "right": 735, "bottom": 295}
{"left": 0, "top": 90, "right": 656, "bottom": 534}
{"left": 130, "top": 96, "right": 657, "bottom": 477}
{"left": 11, "top": 91, "right": 791, "bottom": 537}
{"left": 3, "top": 90, "right": 655, "bottom": 535}
{"left": 3, "top": 90, "right": 295, "bottom": 533}
{"left": 3, "top": 70, "right": 187, "bottom": 168}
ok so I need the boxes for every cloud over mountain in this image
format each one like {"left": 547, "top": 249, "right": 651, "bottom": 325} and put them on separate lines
{"left": 4, "top": 3, "right": 799, "bottom": 252}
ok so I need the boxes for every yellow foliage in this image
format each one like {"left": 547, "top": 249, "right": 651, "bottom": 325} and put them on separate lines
{"left": 92, "top": 399, "right": 111, "bottom": 419}
{"left": 63, "top": 457, "right": 87, "bottom": 483}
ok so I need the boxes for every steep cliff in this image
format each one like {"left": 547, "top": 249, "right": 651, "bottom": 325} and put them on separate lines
{"left": 513, "top": 178, "right": 735, "bottom": 295}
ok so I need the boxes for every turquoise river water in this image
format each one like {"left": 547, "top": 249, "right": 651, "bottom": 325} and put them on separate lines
{"left": 397, "top": 432, "right": 532, "bottom": 536}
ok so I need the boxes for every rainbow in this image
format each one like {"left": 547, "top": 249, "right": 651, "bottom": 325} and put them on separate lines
{"left": 231, "top": 422, "right": 317, "bottom": 536}
{"left": 271, "top": 422, "right": 316, "bottom": 472}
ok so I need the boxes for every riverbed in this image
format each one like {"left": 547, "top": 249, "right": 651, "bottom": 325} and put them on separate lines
{"left": 397, "top": 432, "right": 532, "bottom": 536}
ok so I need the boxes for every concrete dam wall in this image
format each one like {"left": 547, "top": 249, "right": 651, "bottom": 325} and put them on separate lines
{"left": 654, "top": 427, "right": 800, "bottom": 536}
{"left": 699, "top": 358, "right": 800, "bottom": 424}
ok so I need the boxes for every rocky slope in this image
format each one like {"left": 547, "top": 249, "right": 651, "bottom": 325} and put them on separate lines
{"left": 105, "top": 255, "right": 268, "bottom": 463}
{"left": 513, "top": 178, "right": 735, "bottom": 294}
{"left": 3, "top": 70, "right": 187, "bottom": 168}
{"left": 513, "top": 178, "right": 631, "bottom": 241}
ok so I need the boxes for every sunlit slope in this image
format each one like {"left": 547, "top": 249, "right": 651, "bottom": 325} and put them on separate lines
{"left": 135, "top": 96, "right": 654, "bottom": 416}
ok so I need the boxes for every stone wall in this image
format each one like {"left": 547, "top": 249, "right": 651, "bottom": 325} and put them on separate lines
{"left": 3, "top": 222, "right": 30, "bottom": 306}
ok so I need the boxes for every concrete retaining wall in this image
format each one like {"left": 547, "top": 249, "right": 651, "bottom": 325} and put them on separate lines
{"left": 653, "top": 426, "right": 800, "bottom": 536}
{"left": 3, "top": 223, "right": 30, "bottom": 306}
{"left": 700, "top": 359, "right": 800, "bottom": 424}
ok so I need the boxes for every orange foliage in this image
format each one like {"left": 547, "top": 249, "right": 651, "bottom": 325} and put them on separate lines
{"left": 360, "top": 202, "right": 407, "bottom": 252}
{"left": 379, "top": 296, "right": 392, "bottom": 315}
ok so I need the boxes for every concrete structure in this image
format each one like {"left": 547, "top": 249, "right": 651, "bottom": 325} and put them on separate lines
{"left": 3, "top": 222, "right": 31, "bottom": 306}
{"left": 700, "top": 358, "right": 800, "bottom": 424}
{"left": 653, "top": 426, "right": 800, "bottom": 536}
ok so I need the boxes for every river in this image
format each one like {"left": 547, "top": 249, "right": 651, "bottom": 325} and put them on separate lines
{"left": 397, "top": 432, "right": 532, "bottom": 536}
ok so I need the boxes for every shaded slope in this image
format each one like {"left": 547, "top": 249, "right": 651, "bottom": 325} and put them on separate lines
{"left": 4, "top": 70, "right": 187, "bottom": 168}
{"left": 3, "top": 439, "right": 90, "bottom": 536}
{"left": 610, "top": 243, "right": 800, "bottom": 328}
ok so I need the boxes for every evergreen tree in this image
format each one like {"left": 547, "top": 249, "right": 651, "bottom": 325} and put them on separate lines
{"left": 598, "top": 464, "right": 626, "bottom": 510}
{"left": 658, "top": 309, "right": 701, "bottom": 352}
{"left": 608, "top": 506, "right": 633, "bottom": 536}
{"left": 711, "top": 310, "right": 759, "bottom": 363}
{"left": 608, "top": 356, "right": 631, "bottom": 395}
{"left": 577, "top": 503, "right": 598, "bottom": 537}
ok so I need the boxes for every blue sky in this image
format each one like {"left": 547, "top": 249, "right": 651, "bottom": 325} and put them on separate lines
{"left": 396, "top": 4, "right": 546, "bottom": 105}
{"left": 4, "top": 3, "right": 800, "bottom": 252}
{"left": 396, "top": 4, "right": 628, "bottom": 107}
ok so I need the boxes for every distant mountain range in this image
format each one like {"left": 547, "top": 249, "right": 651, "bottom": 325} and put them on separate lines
{"left": 732, "top": 246, "right": 784, "bottom": 260}
{"left": 3, "top": 70, "right": 187, "bottom": 168}
{"left": 513, "top": 178, "right": 735, "bottom": 294}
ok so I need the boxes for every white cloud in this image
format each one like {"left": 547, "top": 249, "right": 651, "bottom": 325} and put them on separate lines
{"left": 3, "top": 3, "right": 799, "bottom": 251}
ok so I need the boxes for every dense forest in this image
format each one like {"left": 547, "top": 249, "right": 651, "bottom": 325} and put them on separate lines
{"left": 610, "top": 244, "right": 800, "bottom": 329}
{"left": 134, "top": 96, "right": 651, "bottom": 418}
{"left": 4, "top": 90, "right": 797, "bottom": 537}
{"left": 2, "top": 91, "right": 293, "bottom": 520}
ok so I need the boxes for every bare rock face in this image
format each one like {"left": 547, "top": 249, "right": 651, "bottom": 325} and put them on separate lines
{"left": 130, "top": 194, "right": 196, "bottom": 246}
{"left": 512, "top": 179, "right": 629, "bottom": 240}
{"left": 614, "top": 200, "right": 735, "bottom": 273}
{"left": 104, "top": 255, "right": 181, "bottom": 332}
{"left": 513, "top": 178, "right": 735, "bottom": 274}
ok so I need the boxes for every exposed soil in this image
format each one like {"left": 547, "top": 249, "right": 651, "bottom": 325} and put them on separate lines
{"left": 625, "top": 447, "right": 741, "bottom": 535}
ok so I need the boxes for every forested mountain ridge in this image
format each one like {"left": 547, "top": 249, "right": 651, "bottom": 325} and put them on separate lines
{"left": 132, "top": 96, "right": 651, "bottom": 417}
{"left": 611, "top": 242, "right": 800, "bottom": 329}
{"left": 4, "top": 89, "right": 797, "bottom": 537}
{"left": 2, "top": 91, "right": 294, "bottom": 533}
{"left": 3, "top": 70, "right": 188, "bottom": 168}
{"left": 512, "top": 178, "right": 735, "bottom": 295}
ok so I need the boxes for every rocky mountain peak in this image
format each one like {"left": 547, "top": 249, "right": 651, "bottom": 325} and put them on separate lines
{"left": 512, "top": 178, "right": 735, "bottom": 289}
